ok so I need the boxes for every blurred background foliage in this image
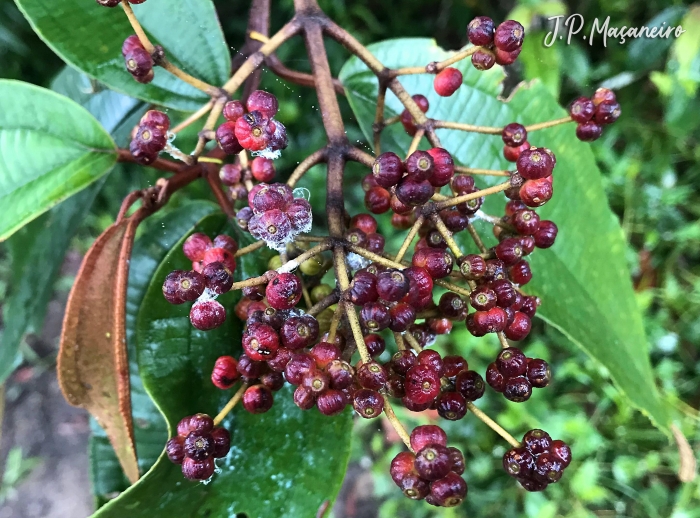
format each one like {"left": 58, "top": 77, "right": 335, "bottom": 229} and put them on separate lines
{"left": 1, "top": 0, "right": 699, "bottom": 516}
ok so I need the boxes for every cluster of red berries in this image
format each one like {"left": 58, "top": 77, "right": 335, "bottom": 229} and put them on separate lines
{"left": 364, "top": 147, "right": 454, "bottom": 215}
{"left": 129, "top": 110, "right": 170, "bottom": 165}
{"left": 486, "top": 347, "right": 550, "bottom": 402}
{"left": 219, "top": 156, "right": 276, "bottom": 202}
{"left": 431, "top": 16, "right": 526, "bottom": 98}
{"left": 121, "top": 34, "right": 155, "bottom": 84}
{"left": 235, "top": 183, "right": 312, "bottom": 251}
{"left": 570, "top": 88, "right": 622, "bottom": 142}
{"left": 503, "top": 429, "right": 572, "bottom": 491}
{"left": 390, "top": 426, "right": 467, "bottom": 507}
{"left": 165, "top": 413, "right": 230, "bottom": 481}
{"left": 162, "top": 232, "right": 238, "bottom": 330}
{"left": 216, "top": 91, "right": 288, "bottom": 156}
{"left": 468, "top": 17, "right": 525, "bottom": 69}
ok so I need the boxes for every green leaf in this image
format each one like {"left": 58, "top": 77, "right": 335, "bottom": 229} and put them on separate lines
{"left": 15, "top": 0, "right": 230, "bottom": 111}
{"left": 519, "top": 31, "right": 561, "bottom": 98}
{"left": 0, "top": 72, "right": 138, "bottom": 383}
{"left": 339, "top": 38, "right": 672, "bottom": 433}
{"left": 0, "top": 79, "right": 117, "bottom": 240}
{"left": 90, "top": 201, "right": 218, "bottom": 506}
{"left": 92, "top": 213, "right": 352, "bottom": 518}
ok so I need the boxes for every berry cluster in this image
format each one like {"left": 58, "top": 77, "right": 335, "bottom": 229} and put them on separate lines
{"left": 468, "top": 17, "right": 525, "bottom": 69}
{"left": 390, "top": 426, "right": 467, "bottom": 507}
{"left": 129, "top": 110, "right": 170, "bottom": 165}
{"left": 165, "top": 413, "right": 231, "bottom": 480}
{"left": 485, "top": 347, "right": 550, "bottom": 402}
{"left": 502, "top": 429, "right": 572, "bottom": 491}
{"left": 431, "top": 16, "right": 526, "bottom": 98}
{"left": 219, "top": 156, "right": 277, "bottom": 202}
{"left": 365, "top": 147, "right": 454, "bottom": 215}
{"left": 216, "top": 91, "right": 288, "bottom": 158}
{"left": 162, "top": 232, "right": 238, "bottom": 330}
{"left": 122, "top": 34, "right": 154, "bottom": 84}
{"left": 570, "top": 88, "right": 622, "bottom": 142}
{"left": 241, "top": 182, "right": 312, "bottom": 251}
{"left": 125, "top": 12, "right": 596, "bottom": 503}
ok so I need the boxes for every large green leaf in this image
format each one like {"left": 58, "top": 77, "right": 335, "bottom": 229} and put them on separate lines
{"left": 339, "top": 38, "right": 672, "bottom": 433}
{"left": 14, "top": 0, "right": 230, "bottom": 111}
{"left": 0, "top": 79, "right": 117, "bottom": 240}
{"left": 90, "top": 202, "right": 218, "bottom": 506}
{"left": 0, "top": 73, "right": 138, "bottom": 382}
{"left": 92, "top": 213, "right": 353, "bottom": 518}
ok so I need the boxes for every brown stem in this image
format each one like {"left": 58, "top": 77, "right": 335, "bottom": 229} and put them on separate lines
{"left": 206, "top": 173, "right": 235, "bottom": 218}
{"left": 373, "top": 83, "right": 388, "bottom": 154}
{"left": 434, "top": 181, "right": 511, "bottom": 210}
{"left": 287, "top": 147, "right": 328, "bottom": 187}
{"left": 265, "top": 53, "right": 345, "bottom": 95}
{"left": 235, "top": 241, "right": 265, "bottom": 257}
{"left": 306, "top": 290, "right": 340, "bottom": 317}
{"left": 213, "top": 383, "right": 248, "bottom": 426}
{"left": 466, "top": 403, "right": 520, "bottom": 448}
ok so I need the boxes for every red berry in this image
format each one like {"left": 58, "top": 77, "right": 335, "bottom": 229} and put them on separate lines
{"left": 266, "top": 273, "right": 302, "bottom": 310}
{"left": 494, "top": 20, "right": 525, "bottom": 52}
{"left": 166, "top": 436, "right": 185, "bottom": 464}
{"left": 502, "top": 123, "right": 527, "bottom": 147}
{"left": 428, "top": 472, "right": 467, "bottom": 507}
{"left": 523, "top": 428, "right": 552, "bottom": 454}
{"left": 235, "top": 111, "right": 272, "bottom": 151}
{"left": 200, "top": 247, "right": 236, "bottom": 273}
{"left": 519, "top": 178, "right": 553, "bottom": 207}
{"left": 508, "top": 260, "right": 532, "bottom": 286}
{"left": 471, "top": 48, "right": 496, "bottom": 70}
{"left": 280, "top": 315, "right": 319, "bottom": 350}
{"left": 216, "top": 121, "right": 243, "bottom": 155}
{"left": 211, "top": 356, "right": 240, "bottom": 389}
{"left": 352, "top": 389, "right": 384, "bottom": 418}
{"left": 190, "top": 300, "right": 226, "bottom": 330}
{"left": 211, "top": 427, "right": 231, "bottom": 458}
{"left": 533, "top": 220, "right": 558, "bottom": 248}
{"left": 251, "top": 157, "right": 276, "bottom": 182}
{"left": 242, "top": 384, "right": 274, "bottom": 413}
{"left": 414, "top": 444, "right": 452, "bottom": 481}
{"left": 591, "top": 87, "right": 616, "bottom": 106}
{"left": 405, "top": 150, "right": 434, "bottom": 182}
{"left": 576, "top": 121, "right": 603, "bottom": 142}
{"left": 503, "top": 140, "right": 530, "bottom": 162}
{"left": 503, "top": 447, "right": 535, "bottom": 478}
{"left": 594, "top": 100, "right": 621, "bottom": 125}
{"left": 390, "top": 451, "right": 417, "bottom": 484}
{"left": 317, "top": 389, "right": 348, "bottom": 416}
{"left": 569, "top": 96, "right": 595, "bottom": 123}
{"left": 517, "top": 147, "right": 555, "bottom": 180}
{"left": 496, "top": 347, "right": 527, "bottom": 377}
{"left": 435, "top": 392, "right": 467, "bottom": 420}
{"left": 503, "top": 375, "right": 532, "bottom": 402}
{"left": 550, "top": 440, "right": 572, "bottom": 467}
{"left": 395, "top": 178, "right": 433, "bottom": 206}
{"left": 363, "top": 334, "right": 386, "bottom": 357}
{"left": 467, "top": 16, "right": 495, "bottom": 46}
{"left": 400, "top": 94, "right": 429, "bottom": 135}
{"left": 433, "top": 67, "right": 463, "bottom": 97}
{"left": 495, "top": 47, "right": 521, "bottom": 66}
{"left": 410, "top": 424, "right": 447, "bottom": 452}
{"left": 223, "top": 100, "right": 245, "bottom": 122}
{"left": 426, "top": 148, "right": 454, "bottom": 187}
{"left": 372, "top": 152, "right": 405, "bottom": 188}
{"left": 527, "top": 358, "right": 551, "bottom": 388}
{"left": 243, "top": 322, "right": 280, "bottom": 361}
{"left": 246, "top": 90, "right": 279, "bottom": 119}
{"left": 310, "top": 341, "right": 341, "bottom": 368}
{"left": 365, "top": 186, "right": 391, "bottom": 213}
{"left": 404, "top": 364, "right": 441, "bottom": 405}
{"left": 182, "top": 457, "right": 215, "bottom": 480}
{"left": 349, "top": 213, "right": 378, "bottom": 234}
{"left": 455, "top": 370, "right": 485, "bottom": 401}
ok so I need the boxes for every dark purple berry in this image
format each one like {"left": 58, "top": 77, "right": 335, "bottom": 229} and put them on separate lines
{"left": 435, "top": 392, "right": 467, "bottom": 420}
{"left": 467, "top": 16, "right": 495, "bottom": 46}
{"left": 352, "top": 389, "right": 384, "bottom": 418}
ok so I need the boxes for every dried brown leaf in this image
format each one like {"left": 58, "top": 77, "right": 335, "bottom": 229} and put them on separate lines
{"left": 58, "top": 216, "right": 141, "bottom": 483}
